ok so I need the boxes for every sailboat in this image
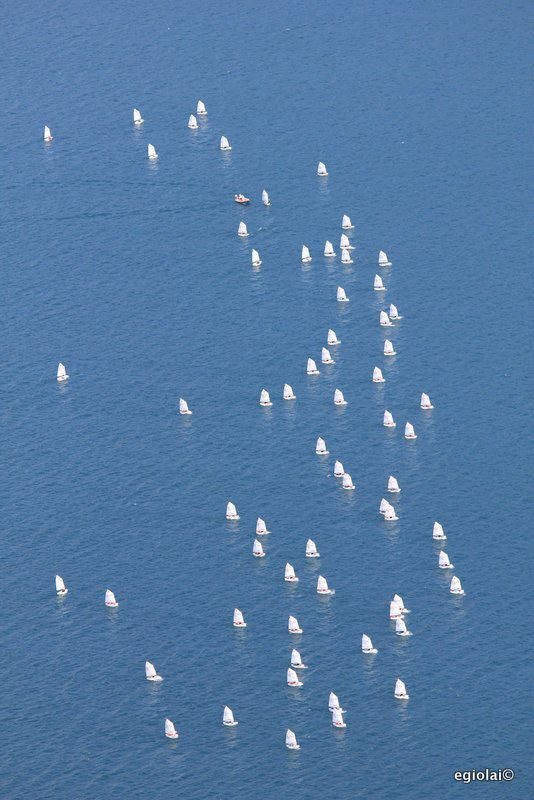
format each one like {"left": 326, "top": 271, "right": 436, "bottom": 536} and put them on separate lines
{"left": 342, "top": 473, "right": 355, "bottom": 490}
{"left": 286, "top": 729, "right": 300, "bottom": 750}
{"left": 380, "top": 310, "right": 392, "bottom": 327}
{"left": 233, "top": 608, "right": 247, "bottom": 627}
{"left": 337, "top": 286, "right": 349, "bottom": 302}
{"left": 179, "top": 398, "right": 192, "bottom": 415}
{"left": 332, "top": 708, "right": 346, "bottom": 728}
{"left": 327, "top": 329, "right": 340, "bottom": 345}
{"left": 394, "top": 594, "right": 409, "bottom": 614}
{"left": 188, "top": 114, "right": 198, "bottom": 129}
{"left": 322, "top": 347, "right": 335, "bottom": 364}
{"left": 384, "top": 505, "right": 398, "bottom": 521}
{"left": 394, "top": 678, "right": 409, "bottom": 699}
{"left": 324, "top": 240, "right": 336, "bottom": 257}
{"left": 433, "top": 521, "right": 447, "bottom": 540}
{"left": 57, "top": 363, "right": 69, "bottom": 382}
{"left": 341, "top": 248, "right": 353, "bottom": 265}
{"left": 105, "top": 589, "right": 118, "bottom": 607}
{"left": 291, "top": 648, "right": 307, "bottom": 668}
{"left": 420, "top": 392, "right": 434, "bottom": 409}
{"left": 317, "top": 575, "right": 334, "bottom": 595}
{"left": 328, "top": 692, "right": 344, "bottom": 712}
{"left": 342, "top": 214, "right": 354, "bottom": 229}
{"left": 340, "top": 233, "right": 354, "bottom": 250}
{"left": 226, "top": 501, "right": 239, "bottom": 520}
{"left": 287, "top": 667, "right": 303, "bottom": 687}
{"left": 165, "top": 718, "right": 179, "bottom": 738}
{"left": 133, "top": 108, "right": 144, "bottom": 125}
{"left": 262, "top": 189, "right": 271, "bottom": 206}
{"left": 288, "top": 615, "right": 303, "bottom": 634}
{"left": 301, "top": 245, "right": 312, "bottom": 263}
{"left": 450, "top": 576, "right": 465, "bottom": 595}
{"left": 315, "top": 437, "right": 329, "bottom": 455}
{"left": 373, "top": 366, "right": 385, "bottom": 383}
{"left": 43, "top": 125, "right": 53, "bottom": 142}
{"left": 378, "top": 250, "right": 392, "bottom": 267}
{"left": 334, "top": 388, "right": 347, "bottom": 406}
{"left": 439, "top": 551, "right": 453, "bottom": 569}
{"left": 283, "top": 384, "right": 296, "bottom": 400}
{"left": 388, "top": 475, "right": 401, "bottom": 492}
{"left": 253, "top": 539, "right": 265, "bottom": 558}
{"left": 285, "top": 563, "right": 298, "bottom": 582}
{"left": 361, "top": 634, "right": 377, "bottom": 654}
{"left": 396, "top": 618, "right": 411, "bottom": 636}
{"left": 220, "top": 136, "right": 232, "bottom": 151}
{"left": 251, "top": 249, "right": 262, "bottom": 266}
{"left": 389, "top": 600, "right": 402, "bottom": 619}
{"left": 334, "top": 460, "right": 344, "bottom": 477}
{"left": 383, "top": 410, "right": 396, "bottom": 427}
{"left": 256, "top": 517, "right": 270, "bottom": 535}
{"left": 55, "top": 575, "right": 68, "bottom": 597}
{"left": 404, "top": 422, "right": 417, "bottom": 439}
{"left": 384, "top": 339, "right": 396, "bottom": 356}
{"left": 307, "top": 358, "right": 320, "bottom": 375}
{"left": 237, "top": 221, "right": 249, "bottom": 237}
{"left": 222, "top": 706, "right": 238, "bottom": 726}
{"left": 389, "top": 303, "right": 401, "bottom": 319}
{"left": 145, "top": 661, "right": 163, "bottom": 682}
{"left": 259, "top": 389, "right": 272, "bottom": 407}
{"left": 147, "top": 143, "right": 158, "bottom": 160}
{"left": 197, "top": 100, "right": 207, "bottom": 115}
{"left": 317, "top": 161, "right": 328, "bottom": 176}
{"left": 306, "top": 539, "right": 319, "bottom": 558}
{"left": 374, "top": 274, "right": 385, "bottom": 291}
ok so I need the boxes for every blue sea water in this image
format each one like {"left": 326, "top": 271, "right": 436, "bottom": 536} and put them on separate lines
{"left": 1, "top": 1, "right": 532, "bottom": 797}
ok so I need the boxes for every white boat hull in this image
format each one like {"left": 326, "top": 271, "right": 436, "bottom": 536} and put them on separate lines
{"left": 165, "top": 732, "right": 179, "bottom": 738}
{"left": 147, "top": 675, "right": 163, "bottom": 682}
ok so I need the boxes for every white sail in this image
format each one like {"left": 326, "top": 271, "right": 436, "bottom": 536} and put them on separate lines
{"left": 288, "top": 615, "right": 302, "bottom": 633}
{"left": 396, "top": 618, "right": 409, "bottom": 635}
{"left": 55, "top": 575, "right": 67, "bottom": 595}
{"left": 317, "top": 575, "right": 332, "bottom": 594}
{"left": 342, "top": 472, "right": 354, "bottom": 490}
{"left": 179, "top": 398, "right": 192, "bottom": 415}
{"left": 334, "top": 388, "right": 347, "bottom": 406}
{"left": 262, "top": 189, "right": 271, "bottom": 206}
{"left": 404, "top": 422, "right": 417, "bottom": 439}
{"left": 328, "top": 692, "right": 341, "bottom": 710}
{"left": 287, "top": 667, "right": 302, "bottom": 686}
{"left": 253, "top": 539, "right": 265, "bottom": 557}
{"left": 324, "top": 240, "right": 336, "bottom": 257}
{"left": 315, "top": 436, "right": 328, "bottom": 454}
{"left": 259, "top": 388, "right": 272, "bottom": 406}
{"left": 306, "top": 538, "right": 319, "bottom": 557}
{"left": 145, "top": 660, "right": 163, "bottom": 681}
{"left": 450, "top": 575, "right": 464, "bottom": 594}
{"left": 165, "top": 718, "right": 178, "bottom": 738}
{"left": 226, "top": 501, "right": 239, "bottom": 520}
{"left": 301, "top": 245, "right": 312, "bottom": 263}
{"left": 105, "top": 589, "right": 118, "bottom": 607}
{"left": 361, "top": 634, "right": 377, "bottom": 653}
{"left": 56, "top": 362, "right": 69, "bottom": 382}
{"left": 220, "top": 136, "right": 232, "bottom": 150}
{"left": 327, "top": 329, "right": 340, "bottom": 345}
{"left": 237, "top": 221, "right": 249, "bottom": 237}
{"left": 291, "top": 648, "right": 305, "bottom": 668}
{"left": 197, "top": 100, "right": 207, "bottom": 115}
{"left": 233, "top": 608, "right": 246, "bottom": 626}
{"left": 374, "top": 274, "right": 385, "bottom": 291}
{"left": 394, "top": 678, "right": 409, "bottom": 699}
{"left": 433, "top": 521, "right": 447, "bottom": 540}
{"left": 388, "top": 475, "right": 400, "bottom": 492}
{"left": 337, "top": 286, "right": 348, "bottom": 302}
{"left": 334, "top": 460, "right": 344, "bottom": 477}
{"left": 341, "top": 248, "right": 353, "bottom": 264}
{"left": 223, "top": 706, "right": 238, "bottom": 725}
{"left": 342, "top": 214, "right": 354, "bottom": 229}
{"left": 332, "top": 707, "right": 346, "bottom": 728}
{"left": 389, "top": 303, "right": 400, "bottom": 319}
{"left": 322, "top": 347, "right": 334, "bottom": 364}
{"left": 285, "top": 562, "right": 298, "bottom": 582}
{"left": 373, "top": 366, "right": 385, "bottom": 383}
{"left": 340, "top": 233, "right": 353, "bottom": 250}
{"left": 384, "top": 339, "right": 396, "bottom": 356}
{"left": 147, "top": 143, "right": 158, "bottom": 160}
{"left": 383, "top": 410, "right": 395, "bottom": 427}
{"left": 133, "top": 108, "right": 143, "bottom": 125}
{"left": 384, "top": 505, "right": 398, "bottom": 521}
{"left": 188, "top": 114, "right": 198, "bottom": 129}
{"left": 256, "top": 517, "right": 269, "bottom": 535}
{"left": 43, "top": 125, "right": 53, "bottom": 142}
{"left": 317, "top": 161, "right": 328, "bottom": 176}
{"left": 420, "top": 392, "right": 434, "bottom": 409}
{"left": 379, "top": 498, "right": 390, "bottom": 514}
{"left": 307, "top": 358, "right": 319, "bottom": 375}
{"left": 283, "top": 383, "right": 296, "bottom": 400}
{"left": 378, "top": 250, "right": 392, "bottom": 266}
{"left": 439, "top": 550, "right": 453, "bottom": 568}
{"left": 380, "top": 310, "right": 392, "bottom": 327}
{"left": 286, "top": 728, "right": 299, "bottom": 749}
{"left": 389, "top": 600, "right": 402, "bottom": 618}
{"left": 251, "top": 249, "right": 262, "bottom": 266}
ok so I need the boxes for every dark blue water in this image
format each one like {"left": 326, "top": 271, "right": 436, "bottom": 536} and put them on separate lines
{"left": 2, "top": 1, "right": 532, "bottom": 797}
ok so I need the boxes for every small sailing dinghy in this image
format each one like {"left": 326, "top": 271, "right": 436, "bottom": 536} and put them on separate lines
{"left": 328, "top": 692, "right": 344, "bottom": 712}
{"left": 394, "top": 678, "right": 409, "bottom": 699}
{"left": 317, "top": 161, "right": 328, "bottom": 176}
{"left": 165, "top": 718, "right": 179, "bottom": 739}
{"left": 389, "top": 303, "right": 401, "bottom": 319}
{"left": 251, "top": 249, "right": 262, "bottom": 266}
{"left": 287, "top": 667, "right": 303, "bottom": 687}
{"left": 301, "top": 245, "right": 312, "bottom": 263}
{"left": 439, "top": 550, "right": 453, "bottom": 569}
{"left": 396, "top": 618, "right": 411, "bottom": 636}
{"left": 55, "top": 575, "right": 68, "bottom": 597}
{"left": 291, "top": 648, "right": 307, "bottom": 668}
{"left": 179, "top": 398, "right": 192, "bottom": 415}
{"left": 233, "top": 608, "right": 247, "bottom": 627}
{"left": 44, "top": 125, "right": 53, "bottom": 142}
{"left": 341, "top": 248, "right": 353, "bottom": 265}
{"left": 283, "top": 384, "right": 296, "bottom": 400}
{"left": 105, "top": 589, "right": 118, "bottom": 607}
{"left": 373, "top": 366, "right": 385, "bottom": 383}
{"left": 285, "top": 563, "right": 298, "bottom": 582}
{"left": 253, "top": 539, "right": 265, "bottom": 558}
{"left": 383, "top": 410, "right": 396, "bottom": 427}
{"left": 380, "top": 310, "right": 392, "bottom": 327}
{"left": 332, "top": 708, "right": 346, "bottom": 728}
{"left": 388, "top": 475, "right": 401, "bottom": 493}
{"left": 379, "top": 498, "right": 390, "bottom": 515}
{"left": 145, "top": 661, "right": 163, "bottom": 682}
{"left": 317, "top": 575, "right": 334, "bottom": 595}
{"left": 306, "top": 539, "right": 319, "bottom": 558}
{"left": 342, "top": 473, "right": 355, "bottom": 490}
{"left": 256, "top": 517, "right": 270, "bottom": 535}
{"left": 327, "top": 329, "right": 340, "bottom": 345}
{"left": 420, "top": 392, "right": 434, "bottom": 409}
{"left": 342, "top": 214, "right": 354, "bottom": 229}
{"left": 389, "top": 600, "right": 402, "bottom": 619}
{"left": 394, "top": 594, "right": 409, "bottom": 614}
{"left": 307, "top": 358, "right": 320, "bottom": 375}
{"left": 374, "top": 274, "right": 385, "bottom": 291}
{"left": 259, "top": 389, "right": 272, "bottom": 407}
{"left": 362, "top": 634, "right": 377, "bottom": 654}
{"left": 334, "top": 388, "right": 347, "bottom": 406}
{"left": 262, "top": 189, "right": 271, "bottom": 206}
{"left": 337, "top": 286, "right": 349, "bottom": 302}
{"left": 237, "top": 221, "right": 249, "bottom": 237}
{"left": 378, "top": 250, "right": 392, "bottom": 267}
{"left": 384, "top": 504, "right": 398, "bottom": 521}
{"left": 223, "top": 706, "right": 238, "bottom": 726}
{"left": 188, "top": 114, "right": 198, "bottom": 129}
{"left": 286, "top": 729, "right": 300, "bottom": 750}
{"left": 450, "top": 576, "right": 464, "bottom": 595}
{"left": 226, "top": 501, "right": 239, "bottom": 520}
{"left": 324, "top": 240, "right": 336, "bottom": 257}
{"left": 288, "top": 615, "right": 303, "bottom": 634}
{"left": 404, "top": 422, "right": 417, "bottom": 439}
{"left": 197, "top": 100, "right": 207, "bottom": 116}
{"left": 133, "top": 108, "right": 143, "bottom": 125}
{"left": 234, "top": 194, "right": 250, "bottom": 204}
{"left": 322, "top": 347, "right": 335, "bottom": 364}
{"left": 315, "top": 436, "right": 329, "bottom": 455}
{"left": 433, "top": 521, "right": 447, "bottom": 540}
{"left": 340, "top": 233, "right": 354, "bottom": 250}
{"left": 334, "top": 460, "right": 344, "bottom": 477}
{"left": 384, "top": 339, "right": 396, "bottom": 356}
{"left": 220, "top": 136, "right": 232, "bottom": 151}
{"left": 147, "top": 143, "right": 158, "bottom": 160}
{"left": 57, "top": 363, "right": 69, "bottom": 382}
